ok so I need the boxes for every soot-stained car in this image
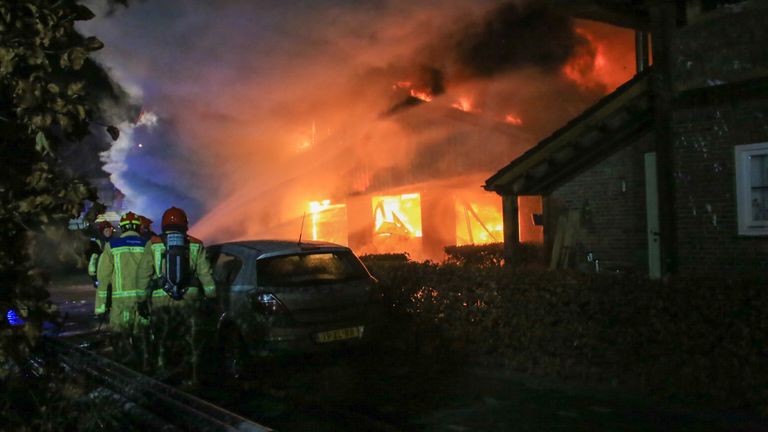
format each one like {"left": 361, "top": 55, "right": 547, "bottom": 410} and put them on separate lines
{"left": 206, "top": 240, "right": 383, "bottom": 371}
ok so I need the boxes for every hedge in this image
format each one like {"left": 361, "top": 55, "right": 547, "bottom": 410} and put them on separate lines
{"left": 361, "top": 257, "right": 768, "bottom": 414}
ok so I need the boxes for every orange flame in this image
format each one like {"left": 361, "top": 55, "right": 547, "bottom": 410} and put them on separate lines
{"left": 504, "top": 114, "right": 523, "bottom": 126}
{"left": 451, "top": 97, "right": 472, "bottom": 112}
{"left": 372, "top": 193, "right": 422, "bottom": 238}
{"left": 409, "top": 89, "right": 433, "bottom": 102}
{"left": 455, "top": 201, "right": 503, "bottom": 246}
{"left": 562, "top": 21, "right": 635, "bottom": 91}
{"left": 307, "top": 199, "right": 348, "bottom": 244}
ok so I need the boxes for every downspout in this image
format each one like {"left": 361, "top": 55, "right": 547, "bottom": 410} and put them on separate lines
{"left": 649, "top": 2, "right": 679, "bottom": 277}
{"left": 635, "top": 30, "right": 650, "bottom": 73}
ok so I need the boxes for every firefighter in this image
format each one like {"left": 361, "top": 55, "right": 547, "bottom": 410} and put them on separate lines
{"left": 138, "top": 215, "right": 156, "bottom": 241}
{"left": 89, "top": 219, "right": 114, "bottom": 319}
{"left": 96, "top": 212, "right": 149, "bottom": 330}
{"left": 137, "top": 207, "right": 216, "bottom": 384}
{"left": 139, "top": 206, "right": 215, "bottom": 308}
{"left": 87, "top": 219, "right": 114, "bottom": 286}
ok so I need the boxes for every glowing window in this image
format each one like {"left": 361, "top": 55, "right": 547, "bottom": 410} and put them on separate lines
{"left": 372, "top": 193, "right": 423, "bottom": 238}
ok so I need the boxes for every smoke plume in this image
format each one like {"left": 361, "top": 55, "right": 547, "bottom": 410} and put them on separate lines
{"left": 78, "top": 0, "right": 634, "bottom": 242}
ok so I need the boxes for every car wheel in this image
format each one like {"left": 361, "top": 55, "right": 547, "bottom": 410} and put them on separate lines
{"left": 220, "top": 330, "right": 249, "bottom": 380}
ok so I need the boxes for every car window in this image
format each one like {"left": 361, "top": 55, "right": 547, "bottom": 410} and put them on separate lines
{"left": 213, "top": 253, "right": 243, "bottom": 286}
{"left": 256, "top": 251, "right": 368, "bottom": 287}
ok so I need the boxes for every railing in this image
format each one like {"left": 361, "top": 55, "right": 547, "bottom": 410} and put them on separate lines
{"left": 44, "top": 336, "right": 273, "bottom": 432}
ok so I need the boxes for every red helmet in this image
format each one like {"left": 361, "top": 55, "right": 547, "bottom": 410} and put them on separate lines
{"left": 161, "top": 207, "right": 188, "bottom": 231}
{"left": 119, "top": 211, "right": 141, "bottom": 229}
{"left": 138, "top": 215, "right": 153, "bottom": 228}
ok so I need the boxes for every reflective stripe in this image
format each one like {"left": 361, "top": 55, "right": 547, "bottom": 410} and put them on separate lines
{"left": 114, "top": 252, "right": 122, "bottom": 292}
{"left": 97, "top": 289, "right": 148, "bottom": 298}
{"left": 152, "top": 243, "right": 164, "bottom": 277}
{"left": 190, "top": 243, "right": 201, "bottom": 263}
{"left": 97, "top": 289, "right": 165, "bottom": 298}
{"left": 112, "top": 246, "right": 146, "bottom": 254}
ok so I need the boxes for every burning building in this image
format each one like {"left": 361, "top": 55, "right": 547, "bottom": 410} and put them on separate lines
{"left": 487, "top": 0, "right": 768, "bottom": 277}
{"left": 168, "top": 3, "right": 636, "bottom": 261}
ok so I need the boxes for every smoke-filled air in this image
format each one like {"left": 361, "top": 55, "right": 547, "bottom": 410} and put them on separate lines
{"left": 79, "top": 0, "right": 635, "bottom": 259}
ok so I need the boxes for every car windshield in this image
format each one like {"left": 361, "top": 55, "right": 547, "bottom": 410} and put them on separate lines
{"left": 256, "top": 251, "right": 369, "bottom": 286}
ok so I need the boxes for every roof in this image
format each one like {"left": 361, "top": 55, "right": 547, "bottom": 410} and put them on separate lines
{"left": 217, "top": 239, "right": 347, "bottom": 255}
{"left": 484, "top": 70, "right": 653, "bottom": 196}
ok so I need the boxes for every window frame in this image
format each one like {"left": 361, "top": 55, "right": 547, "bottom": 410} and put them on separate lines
{"left": 735, "top": 142, "right": 768, "bottom": 236}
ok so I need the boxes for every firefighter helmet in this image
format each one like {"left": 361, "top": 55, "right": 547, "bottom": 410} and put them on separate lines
{"left": 97, "top": 221, "right": 113, "bottom": 232}
{"left": 138, "top": 215, "right": 153, "bottom": 228}
{"left": 119, "top": 211, "right": 141, "bottom": 230}
{"left": 161, "top": 207, "right": 188, "bottom": 232}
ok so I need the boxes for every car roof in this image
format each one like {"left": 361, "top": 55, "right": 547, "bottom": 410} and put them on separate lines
{"left": 213, "top": 239, "right": 349, "bottom": 256}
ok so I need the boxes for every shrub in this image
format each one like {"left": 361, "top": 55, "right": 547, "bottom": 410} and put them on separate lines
{"left": 371, "top": 260, "right": 768, "bottom": 414}
{"left": 443, "top": 242, "right": 547, "bottom": 268}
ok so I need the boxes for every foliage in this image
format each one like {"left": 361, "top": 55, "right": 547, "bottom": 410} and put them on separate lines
{"left": 443, "top": 242, "right": 547, "bottom": 267}
{"left": 369, "top": 260, "right": 768, "bottom": 414}
{"left": 444, "top": 242, "right": 505, "bottom": 267}
{"left": 0, "top": 0, "right": 110, "bottom": 378}
{"left": 0, "top": 0, "right": 132, "bottom": 427}
{"left": 109, "top": 301, "right": 219, "bottom": 387}
{"left": 2, "top": 367, "right": 134, "bottom": 432}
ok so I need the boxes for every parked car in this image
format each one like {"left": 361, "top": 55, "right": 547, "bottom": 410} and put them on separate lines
{"left": 205, "top": 240, "right": 384, "bottom": 375}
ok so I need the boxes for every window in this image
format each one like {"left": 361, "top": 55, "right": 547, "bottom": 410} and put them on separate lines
{"left": 213, "top": 253, "right": 243, "bottom": 286}
{"left": 735, "top": 142, "right": 768, "bottom": 235}
{"left": 256, "top": 251, "right": 368, "bottom": 287}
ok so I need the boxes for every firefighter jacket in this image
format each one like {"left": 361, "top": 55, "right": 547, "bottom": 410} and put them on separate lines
{"left": 138, "top": 233, "right": 216, "bottom": 306}
{"left": 96, "top": 231, "right": 149, "bottom": 329}
{"left": 87, "top": 238, "right": 106, "bottom": 277}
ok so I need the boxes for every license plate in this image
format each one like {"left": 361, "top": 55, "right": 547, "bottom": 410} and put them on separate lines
{"left": 315, "top": 326, "right": 363, "bottom": 343}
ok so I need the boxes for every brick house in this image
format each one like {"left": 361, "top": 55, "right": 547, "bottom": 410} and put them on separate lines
{"left": 484, "top": 0, "right": 768, "bottom": 277}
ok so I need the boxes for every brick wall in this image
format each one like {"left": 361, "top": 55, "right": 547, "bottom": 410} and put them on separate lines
{"left": 672, "top": 97, "right": 768, "bottom": 275}
{"left": 668, "top": 4, "right": 768, "bottom": 275}
{"left": 673, "top": 4, "right": 768, "bottom": 90}
{"left": 547, "top": 133, "right": 653, "bottom": 272}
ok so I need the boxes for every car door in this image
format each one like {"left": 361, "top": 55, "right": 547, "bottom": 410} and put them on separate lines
{"left": 211, "top": 246, "right": 244, "bottom": 314}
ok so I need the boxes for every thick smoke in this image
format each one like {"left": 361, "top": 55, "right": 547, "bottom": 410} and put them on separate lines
{"left": 78, "top": 0, "right": 633, "bottom": 242}
{"left": 452, "top": 2, "right": 587, "bottom": 78}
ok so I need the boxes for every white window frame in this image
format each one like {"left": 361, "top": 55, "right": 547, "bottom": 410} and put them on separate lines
{"left": 735, "top": 142, "right": 768, "bottom": 236}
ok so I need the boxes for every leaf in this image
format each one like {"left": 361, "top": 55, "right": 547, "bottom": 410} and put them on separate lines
{"left": 74, "top": 5, "right": 96, "bottom": 21}
{"left": 46, "top": 83, "right": 59, "bottom": 94}
{"left": 35, "top": 131, "right": 50, "bottom": 155}
{"left": 26, "top": 47, "right": 45, "bottom": 66}
{"left": 67, "top": 48, "right": 87, "bottom": 70}
{"left": 82, "top": 36, "right": 103, "bottom": 52}
{"left": 0, "top": 5, "right": 10, "bottom": 24}
{"left": 57, "top": 113, "right": 71, "bottom": 132}
{"left": 59, "top": 52, "right": 69, "bottom": 69}
{"left": 0, "top": 47, "right": 16, "bottom": 75}
{"left": 66, "top": 81, "right": 84, "bottom": 96}
{"left": 106, "top": 125, "right": 119, "bottom": 141}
